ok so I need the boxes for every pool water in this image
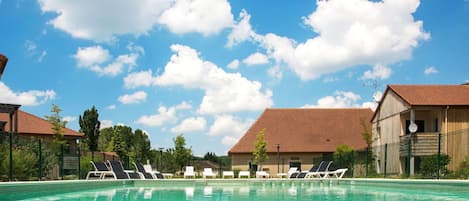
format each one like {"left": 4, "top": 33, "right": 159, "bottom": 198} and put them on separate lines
{"left": 17, "top": 181, "right": 469, "bottom": 201}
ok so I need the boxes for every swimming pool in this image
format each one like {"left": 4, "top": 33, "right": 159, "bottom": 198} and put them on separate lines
{"left": 1, "top": 179, "right": 469, "bottom": 201}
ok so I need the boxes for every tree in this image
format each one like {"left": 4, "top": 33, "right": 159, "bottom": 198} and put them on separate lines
{"left": 360, "top": 118, "right": 372, "bottom": 176}
{"left": 131, "top": 129, "right": 151, "bottom": 163}
{"left": 173, "top": 134, "right": 192, "bottom": 171}
{"left": 253, "top": 128, "right": 268, "bottom": 170}
{"left": 98, "top": 127, "right": 114, "bottom": 152}
{"left": 204, "top": 152, "right": 218, "bottom": 163}
{"left": 79, "top": 106, "right": 100, "bottom": 161}
{"left": 45, "top": 104, "right": 67, "bottom": 152}
{"left": 334, "top": 144, "right": 355, "bottom": 170}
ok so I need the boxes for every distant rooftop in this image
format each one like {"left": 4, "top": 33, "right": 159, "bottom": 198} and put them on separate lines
{"left": 229, "top": 108, "right": 373, "bottom": 154}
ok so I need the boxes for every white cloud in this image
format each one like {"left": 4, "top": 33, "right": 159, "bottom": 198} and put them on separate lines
{"left": 226, "top": 9, "right": 257, "bottom": 47}
{"left": 242, "top": 52, "right": 269, "bottom": 66}
{"left": 0, "top": 82, "right": 56, "bottom": 106}
{"left": 158, "top": 0, "right": 233, "bottom": 36}
{"left": 124, "top": 69, "right": 155, "bottom": 89}
{"left": 100, "top": 120, "right": 113, "bottom": 129}
{"left": 62, "top": 116, "right": 77, "bottom": 122}
{"left": 38, "top": 0, "right": 171, "bottom": 42}
{"left": 323, "top": 76, "right": 339, "bottom": 83}
{"left": 24, "top": 40, "right": 47, "bottom": 62}
{"left": 107, "top": 104, "right": 116, "bottom": 110}
{"left": 209, "top": 115, "right": 253, "bottom": 146}
{"left": 227, "top": 59, "right": 240, "bottom": 69}
{"left": 136, "top": 101, "right": 191, "bottom": 127}
{"left": 361, "top": 64, "right": 392, "bottom": 80}
{"left": 118, "top": 91, "right": 147, "bottom": 104}
{"left": 73, "top": 45, "right": 139, "bottom": 76}
{"left": 234, "top": 0, "right": 429, "bottom": 80}
{"left": 208, "top": 115, "right": 252, "bottom": 137}
{"left": 424, "top": 66, "right": 438, "bottom": 75}
{"left": 268, "top": 65, "right": 282, "bottom": 80}
{"left": 303, "top": 91, "right": 362, "bottom": 108}
{"left": 155, "top": 44, "right": 273, "bottom": 114}
{"left": 171, "top": 117, "right": 206, "bottom": 133}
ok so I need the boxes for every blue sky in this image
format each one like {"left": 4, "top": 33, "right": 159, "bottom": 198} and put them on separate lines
{"left": 1, "top": 0, "right": 468, "bottom": 156}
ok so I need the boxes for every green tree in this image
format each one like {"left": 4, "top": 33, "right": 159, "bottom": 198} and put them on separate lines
{"left": 253, "top": 128, "right": 268, "bottom": 170}
{"left": 174, "top": 134, "right": 192, "bottom": 171}
{"left": 131, "top": 129, "right": 151, "bottom": 163}
{"left": 333, "top": 144, "right": 355, "bottom": 169}
{"left": 98, "top": 127, "right": 114, "bottom": 152}
{"left": 204, "top": 152, "right": 218, "bottom": 163}
{"left": 79, "top": 106, "right": 101, "bottom": 161}
{"left": 360, "top": 118, "right": 373, "bottom": 176}
{"left": 45, "top": 104, "right": 68, "bottom": 152}
{"left": 420, "top": 154, "right": 450, "bottom": 178}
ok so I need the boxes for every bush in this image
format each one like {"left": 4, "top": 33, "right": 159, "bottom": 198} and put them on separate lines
{"left": 456, "top": 157, "right": 469, "bottom": 179}
{"left": 2, "top": 148, "right": 38, "bottom": 181}
{"left": 79, "top": 155, "right": 93, "bottom": 179}
{"left": 333, "top": 144, "right": 355, "bottom": 169}
{"left": 420, "top": 154, "right": 450, "bottom": 178}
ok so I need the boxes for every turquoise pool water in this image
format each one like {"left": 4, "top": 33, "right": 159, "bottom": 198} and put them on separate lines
{"left": 2, "top": 179, "right": 469, "bottom": 201}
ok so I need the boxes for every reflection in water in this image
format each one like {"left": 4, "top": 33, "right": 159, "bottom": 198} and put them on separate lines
{"left": 20, "top": 182, "right": 469, "bottom": 201}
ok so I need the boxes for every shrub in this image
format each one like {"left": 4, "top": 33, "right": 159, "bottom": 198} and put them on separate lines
{"left": 420, "top": 154, "right": 450, "bottom": 178}
{"left": 333, "top": 144, "right": 355, "bottom": 169}
{"left": 456, "top": 157, "right": 469, "bottom": 179}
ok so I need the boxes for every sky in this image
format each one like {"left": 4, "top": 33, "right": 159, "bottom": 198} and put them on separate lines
{"left": 1, "top": 0, "right": 468, "bottom": 156}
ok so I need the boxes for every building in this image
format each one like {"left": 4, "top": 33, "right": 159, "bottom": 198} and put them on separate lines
{"left": 0, "top": 108, "right": 83, "bottom": 152}
{"left": 371, "top": 85, "right": 469, "bottom": 175}
{"left": 229, "top": 108, "right": 373, "bottom": 175}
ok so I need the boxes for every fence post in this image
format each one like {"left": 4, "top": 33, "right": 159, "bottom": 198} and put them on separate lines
{"left": 437, "top": 133, "right": 441, "bottom": 180}
{"left": 60, "top": 144, "right": 64, "bottom": 180}
{"left": 102, "top": 152, "right": 105, "bottom": 161}
{"left": 9, "top": 129, "right": 13, "bottom": 181}
{"left": 351, "top": 151, "right": 355, "bottom": 178}
{"left": 407, "top": 136, "right": 411, "bottom": 177}
{"left": 365, "top": 147, "right": 369, "bottom": 177}
{"left": 77, "top": 143, "right": 81, "bottom": 180}
{"left": 384, "top": 144, "right": 387, "bottom": 178}
{"left": 38, "top": 139, "right": 42, "bottom": 181}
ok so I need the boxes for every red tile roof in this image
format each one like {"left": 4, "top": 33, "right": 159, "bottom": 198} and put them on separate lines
{"left": 0, "top": 110, "right": 83, "bottom": 137}
{"left": 228, "top": 108, "right": 372, "bottom": 154}
{"left": 388, "top": 85, "right": 469, "bottom": 106}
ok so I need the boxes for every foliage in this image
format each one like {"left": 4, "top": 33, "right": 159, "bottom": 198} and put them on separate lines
{"left": 360, "top": 118, "right": 372, "bottom": 147}
{"left": 98, "top": 127, "right": 114, "bottom": 151}
{"left": 131, "top": 129, "right": 151, "bottom": 163}
{"left": 173, "top": 134, "right": 192, "bottom": 171}
{"left": 455, "top": 157, "right": 469, "bottom": 179}
{"left": 45, "top": 104, "right": 68, "bottom": 152}
{"left": 204, "top": 152, "right": 218, "bottom": 163}
{"left": 333, "top": 144, "right": 355, "bottom": 169}
{"left": 420, "top": 154, "right": 450, "bottom": 178}
{"left": 253, "top": 128, "right": 268, "bottom": 168}
{"left": 79, "top": 106, "right": 100, "bottom": 160}
{"left": 79, "top": 155, "right": 92, "bottom": 179}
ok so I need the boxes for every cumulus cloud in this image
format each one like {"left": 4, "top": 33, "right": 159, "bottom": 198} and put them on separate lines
{"left": 158, "top": 0, "right": 233, "bottom": 36}
{"left": 73, "top": 45, "right": 139, "bottom": 76}
{"left": 124, "top": 69, "right": 155, "bottom": 89}
{"left": 62, "top": 116, "right": 77, "bottom": 122}
{"left": 226, "top": 9, "right": 256, "bottom": 47}
{"left": 227, "top": 59, "right": 240, "bottom": 69}
{"left": 208, "top": 115, "right": 253, "bottom": 146}
{"left": 361, "top": 64, "right": 392, "bottom": 80}
{"left": 39, "top": 0, "right": 233, "bottom": 41}
{"left": 424, "top": 66, "right": 438, "bottom": 75}
{"left": 155, "top": 44, "right": 273, "bottom": 114}
{"left": 38, "top": 0, "right": 171, "bottom": 41}
{"left": 231, "top": 0, "right": 430, "bottom": 80}
{"left": 118, "top": 91, "right": 147, "bottom": 104}
{"left": 171, "top": 117, "right": 206, "bottom": 133}
{"left": 100, "top": 120, "right": 113, "bottom": 129}
{"left": 268, "top": 65, "right": 282, "bottom": 80}
{"left": 0, "top": 82, "right": 56, "bottom": 106}
{"left": 135, "top": 102, "right": 191, "bottom": 127}
{"left": 242, "top": 52, "right": 269, "bottom": 66}
{"left": 304, "top": 91, "right": 362, "bottom": 108}
{"left": 107, "top": 104, "right": 116, "bottom": 110}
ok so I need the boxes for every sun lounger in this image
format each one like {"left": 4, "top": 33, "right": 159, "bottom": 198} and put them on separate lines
{"left": 238, "top": 171, "right": 250, "bottom": 178}
{"left": 306, "top": 161, "right": 333, "bottom": 179}
{"left": 134, "top": 162, "right": 154, "bottom": 179}
{"left": 86, "top": 161, "right": 114, "bottom": 180}
{"left": 143, "top": 164, "right": 165, "bottom": 179}
{"left": 320, "top": 162, "right": 348, "bottom": 179}
{"left": 202, "top": 168, "right": 216, "bottom": 178}
{"left": 107, "top": 160, "right": 141, "bottom": 179}
{"left": 255, "top": 171, "right": 270, "bottom": 178}
{"left": 184, "top": 166, "right": 195, "bottom": 179}
{"left": 292, "top": 161, "right": 325, "bottom": 179}
{"left": 223, "top": 171, "right": 234, "bottom": 178}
